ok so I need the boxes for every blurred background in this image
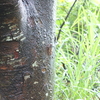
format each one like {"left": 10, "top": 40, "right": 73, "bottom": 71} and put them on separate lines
{"left": 54, "top": 0, "right": 100, "bottom": 100}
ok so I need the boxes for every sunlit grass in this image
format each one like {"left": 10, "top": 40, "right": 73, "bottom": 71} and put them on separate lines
{"left": 54, "top": 0, "right": 100, "bottom": 100}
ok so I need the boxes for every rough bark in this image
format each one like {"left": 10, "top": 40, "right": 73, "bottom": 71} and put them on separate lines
{"left": 0, "top": 0, "right": 56, "bottom": 100}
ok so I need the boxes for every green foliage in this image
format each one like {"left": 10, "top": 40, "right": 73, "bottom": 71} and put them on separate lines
{"left": 54, "top": 0, "right": 100, "bottom": 100}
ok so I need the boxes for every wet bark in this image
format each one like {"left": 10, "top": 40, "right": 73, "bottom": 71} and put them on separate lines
{"left": 0, "top": 0, "right": 56, "bottom": 100}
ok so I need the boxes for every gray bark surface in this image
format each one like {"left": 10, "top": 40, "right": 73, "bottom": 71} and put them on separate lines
{"left": 0, "top": 0, "right": 56, "bottom": 100}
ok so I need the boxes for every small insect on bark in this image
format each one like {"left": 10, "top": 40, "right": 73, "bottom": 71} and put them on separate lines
{"left": 46, "top": 44, "right": 52, "bottom": 56}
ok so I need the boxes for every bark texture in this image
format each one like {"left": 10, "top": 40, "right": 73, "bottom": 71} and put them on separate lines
{"left": 0, "top": 0, "right": 55, "bottom": 100}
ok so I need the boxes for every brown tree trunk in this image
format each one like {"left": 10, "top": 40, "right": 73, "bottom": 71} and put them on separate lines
{"left": 0, "top": 0, "right": 56, "bottom": 100}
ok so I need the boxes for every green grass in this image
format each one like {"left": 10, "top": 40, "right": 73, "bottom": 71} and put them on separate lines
{"left": 54, "top": 0, "right": 100, "bottom": 100}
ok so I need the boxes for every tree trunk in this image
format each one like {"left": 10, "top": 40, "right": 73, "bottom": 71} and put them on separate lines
{"left": 0, "top": 0, "right": 56, "bottom": 100}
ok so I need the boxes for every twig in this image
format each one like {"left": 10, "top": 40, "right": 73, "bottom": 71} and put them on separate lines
{"left": 57, "top": 0, "right": 78, "bottom": 41}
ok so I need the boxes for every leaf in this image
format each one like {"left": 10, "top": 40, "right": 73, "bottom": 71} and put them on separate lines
{"left": 59, "top": 0, "right": 65, "bottom": 2}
